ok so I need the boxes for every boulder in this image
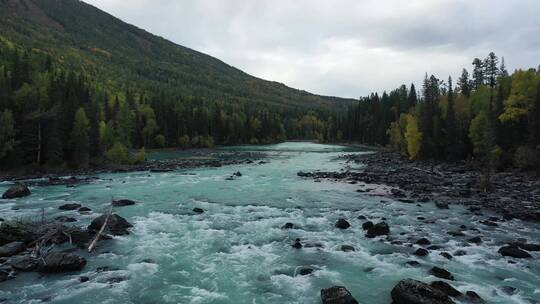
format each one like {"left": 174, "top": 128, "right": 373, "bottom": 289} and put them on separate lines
{"left": 366, "top": 222, "right": 389, "bottom": 238}
{"left": 0, "top": 267, "right": 13, "bottom": 282}
{"left": 340, "top": 245, "right": 355, "bottom": 252}
{"left": 414, "top": 248, "right": 429, "bottom": 257}
{"left": 2, "top": 183, "right": 31, "bottom": 199}
{"left": 440, "top": 252, "right": 453, "bottom": 260}
{"left": 88, "top": 214, "right": 133, "bottom": 236}
{"left": 320, "top": 286, "right": 358, "bottom": 304}
{"left": 112, "top": 199, "right": 136, "bottom": 207}
{"left": 335, "top": 219, "right": 351, "bottom": 229}
{"left": 429, "top": 267, "right": 454, "bottom": 280}
{"left": 281, "top": 222, "right": 295, "bottom": 229}
{"left": 430, "top": 281, "right": 462, "bottom": 297}
{"left": 391, "top": 279, "right": 456, "bottom": 304}
{"left": 498, "top": 246, "right": 531, "bottom": 258}
{"left": 78, "top": 207, "right": 92, "bottom": 212}
{"left": 468, "top": 236, "right": 482, "bottom": 244}
{"left": 10, "top": 255, "right": 38, "bottom": 271}
{"left": 361, "top": 221, "right": 374, "bottom": 230}
{"left": 435, "top": 202, "right": 449, "bottom": 209}
{"left": 55, "top": 216, "right": 77, "bottom": 223}
{"left": 509, "top": 241, "right": 540, "bottom": 252}
{"left": 38, "top": 252, "right": 86, "bottom": 273}
{"left": 0, "top": 241, "right": 24, "bottom": 257}
{"left": 59, "top": 203, "right": 82, "bottom": 211}
{"left": 405, "top": 261, "right": 421, "bottom": 267}
{"left": 465, "top": 291, "right": 485, "bottom": 303}
{"left": 292, "top": 238, "right": 302, "bottom": 249}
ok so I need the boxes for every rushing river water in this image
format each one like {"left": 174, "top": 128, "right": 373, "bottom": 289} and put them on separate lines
{"left": 0, "top": 142, "right": 539, "bottom": 304}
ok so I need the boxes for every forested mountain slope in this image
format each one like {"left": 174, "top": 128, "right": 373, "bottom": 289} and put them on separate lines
{"left": 0, "top": 0, "right": 353, "bottom": 109}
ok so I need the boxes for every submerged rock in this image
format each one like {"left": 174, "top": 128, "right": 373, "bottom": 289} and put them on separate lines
{"left": 2, "top": 183, "right": 31, "bottom": 199}
{"left": 391, "top": 279, "right": 455, "bottom": 304}
{"left": 292, "top": 238, "right": 302, "bottom": 249}
{"left": 192, "top": 208, "right": 205, "bottom": 214}
{"left": 112, "top": 199, "right": 136, "bottom": 207}
{"left": 298, "top": 266, "right": 314, "bottom": 276}
{"left": 0, "top": 241, "right": 24, "bottom": 257}
{"left": 498, "top": 246, "right": 531, "bottom": 258}
{"left": 335, "top": 219, "right": 351, "bottom": 229}
{"left": 38, "top": 252, "right": 86, "bottom": 273}
{"left": 88, "top": 214, "right": 133, "bottom": 236}
{"left": 366, "top": 222, "right": 389, "bottom": 237}
{"left": 340, "top": 245, "right": 355, "bottom": 252}
{"left": 281, "top": 222, "right": 296, "bottom": 229}
{"left": 59, "top": 203, "right": 82, "bottom": 211}
{"left": 361, "top": 221, "right": 374, "bottom": 230}
{"left": 414, "top": 248, "right": 429, "bottom": 257}
{"left": 320, "top": 286, "right": 358, "bottom": 304}
{"left": 416, "top": 238, "right": 431, "bottom": 245}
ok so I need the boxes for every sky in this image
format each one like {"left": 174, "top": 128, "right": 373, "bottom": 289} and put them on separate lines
{"left": 83, "top": 0, "right": 540, "bottom": 98}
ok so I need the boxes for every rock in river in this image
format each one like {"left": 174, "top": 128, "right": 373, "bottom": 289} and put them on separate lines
{"left": 2, "top": 183, "right": 31, "bottom": 199}
{"left": 335, "top": 219, "right": 351, "bottom": 229}
{"left": 38, "top": 252, "right": 86, "bottom": 273}
{"left": 88, "top": 214, "right": 133, "bottom": 236}
{"left": 0, "top": 241, "right": 24, "bottom": 257}
{"left": 430, "top": 281, "right": 462, "bottom": 297}
{"left": 112, "top": 199, "right": 136, "bottom": 207}
{"left": 59, "top": 203, "right": 82, "bottom": 211}
{"left": 429, "top": 267, "right": 454, "bottom": 280}
{"left": 365, "top": 222, "right": 389, "bottom": 238}
{"left": 498, "top": 246, "right": 531, "bottom": 258}
{"left": 391, "top": 279, "right": 456, "bottom": 304}
{"left": 320, "top": 286, "right": 358, "bottom": 304}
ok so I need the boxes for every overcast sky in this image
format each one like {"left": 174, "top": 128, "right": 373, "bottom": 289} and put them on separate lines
{"left": 83, "top": 0, "right": 539, "bottom": 98}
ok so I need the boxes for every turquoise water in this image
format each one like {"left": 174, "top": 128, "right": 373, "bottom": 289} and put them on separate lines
{"left": 0, "top": 142, "right": 539, "bottom": 303}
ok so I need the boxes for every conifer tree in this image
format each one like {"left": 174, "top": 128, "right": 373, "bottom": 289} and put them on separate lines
{"left": 70, "top": 108, "right": 90, "bottom": 168}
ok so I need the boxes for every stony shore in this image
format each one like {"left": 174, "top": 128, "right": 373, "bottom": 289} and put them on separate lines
{"left": 299, "top": 150, "right": 540, "bottom": 222}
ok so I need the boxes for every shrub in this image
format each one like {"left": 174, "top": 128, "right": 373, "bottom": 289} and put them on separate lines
{"left": 105, "top": 142, "right": 130, "bottom": 164}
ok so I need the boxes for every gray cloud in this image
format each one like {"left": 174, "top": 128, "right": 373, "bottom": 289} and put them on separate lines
{"left": 84, "top": 0, "right": 540, "bottom": 98}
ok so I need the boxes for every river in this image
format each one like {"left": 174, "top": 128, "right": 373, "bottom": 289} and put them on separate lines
{"left": 0, "top": 142, "right": 538, "bottom": 303}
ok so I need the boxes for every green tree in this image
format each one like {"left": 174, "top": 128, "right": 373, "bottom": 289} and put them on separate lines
{"left": 70, "top": 108, "right": 90, "bottom": 168}
{"left": 0, "top": 110, "right": 16, "bottom": 160}
{"left": 469, "top": 111, "right": 500, "bottom": 191}
{"left": 405, "top": 114, "right": 422, "bottom": 160}
{"left": 445, "top": 76, "right": 460, "bottom": 160}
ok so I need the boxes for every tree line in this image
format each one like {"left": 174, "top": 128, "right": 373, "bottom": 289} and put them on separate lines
{"left": 343, "top": 52, "right": 540, "bottom": 187}
{"left": 0, "top": 45, "right": 342, "bottom": 169}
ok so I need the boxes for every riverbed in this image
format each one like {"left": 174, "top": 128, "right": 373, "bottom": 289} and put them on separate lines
{"left": 0, "top": 142, "right": 539, "bottom": 303}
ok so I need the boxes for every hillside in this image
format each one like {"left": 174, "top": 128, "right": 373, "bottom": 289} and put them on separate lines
{"left": 0, "top": 0, "right": 355, "bottom": 109}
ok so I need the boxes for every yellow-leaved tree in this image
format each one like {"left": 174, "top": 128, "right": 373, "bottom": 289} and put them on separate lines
{"left": 404, "top": 114, "right": 422, "bottom": 160}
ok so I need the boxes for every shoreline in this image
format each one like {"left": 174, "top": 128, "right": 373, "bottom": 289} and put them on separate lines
{"left": 299, "top": 150, "right": 540, "bottom": 222}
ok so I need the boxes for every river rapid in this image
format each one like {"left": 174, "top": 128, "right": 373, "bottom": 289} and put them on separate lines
{"left": 0, "top": 142, "right": 539, "bottom": 303}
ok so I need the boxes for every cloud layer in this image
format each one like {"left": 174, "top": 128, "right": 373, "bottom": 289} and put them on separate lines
{"left": 84, "top": 0, "right": 540, "bottom": 98}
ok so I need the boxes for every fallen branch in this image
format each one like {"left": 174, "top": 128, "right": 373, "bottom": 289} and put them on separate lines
{"left": 87, "top": 205, "right": 113, "bottom": 252}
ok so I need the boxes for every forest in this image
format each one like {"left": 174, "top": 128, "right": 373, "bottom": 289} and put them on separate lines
{"left": 343, "top": 52, "right": 540, "bottom": 186}
{"left": 0, "top": 43, "right": 344, "bottom": 169}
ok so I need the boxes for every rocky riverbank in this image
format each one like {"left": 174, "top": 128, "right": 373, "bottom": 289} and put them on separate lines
{"left": 0, "top": 150, "right": 267, "bottom": 183}
{"left": 298, "top": 150, "right": 540, "bottom": 222}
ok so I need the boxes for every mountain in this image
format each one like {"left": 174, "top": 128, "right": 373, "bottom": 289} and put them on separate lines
{"left": 0, "top": 0, "right": 355, "bottom": 110}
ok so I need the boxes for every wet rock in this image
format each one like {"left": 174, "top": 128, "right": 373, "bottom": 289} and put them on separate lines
{"left": 78, "top": 207, "right": 92, "bottom": 212}
{"left": 429, "top": 267, "right": 454, "bottom": 280}
{"left": 465, "top": 291, "right": 485, "bottom": 303}
{"left": 362, "top": 221, "right": 374, "bottom": 230}
{"left": 292, "top": 238, "right": 302, "bottom": 249}
{"left": 88, "top": 214, "right": 133, "bottom": 236}
{"left": 500, "top": 286, "right": 518, "bottom": 295}
{"left": 10, "top": 255, "right": 38, "bottom": 271}
{"left": 357, "top": 215, "right": 367, "bottom": 220}
{"left": 366, "top": 222, "right": 389, "bottom": 238}
{"left": 107, "top": 276, "right": 127, "bottom": 284}
{"left": 70, "top": 229, "right": 96, "bottom": 248}
{"left": 430, "top": 281, "right": 462, "bottom": 297}
{"left": 79, "top": 276, "right": 89, "bottom": 283}
{"left": 0, "top": 241, "right": 24, "bottom": 257}
{"left": 405, "top": 260, "right": 421, "bottom": 267}
{"left": 0, "top": 267, "right": 13, "bottom": 282}
{"left": 38, "top": 252, "right": 86, "bottom": 273}
{"left": 479, "top": 220, "right": 498, "bottom": 227}
{"left": 509, "top": 241, "right": 540, "bottom": 252}
{"left": 298, "top": 266, "right": 314, "bottom": 276}
{"left": 96, "top": 266, "right": 119, "bottom": 272}
{"left": 112, "top": 199, "right": 136, "bottom": 207}
{"left": 281, "top": 222, "right": 296, "bottom": 229}
{"left": 192, "top": 208, "right": 205, "bottom": 214}
{"left": 414, "top": 248, "right": 429, "bottom": 257}
{"left": 440, "top": 252, "right": 453, "bottom": 260}
{"left": 498, "top": 246, "right": 531, "bottom": 258}
{"left": 340, "top": 245, "right": 355, "bottom": 252}
{"left": 416, "top": 238, "right": 431, "bottom": 245}
{"left": 435, "top": 202, "right": 449, "bottom": 209}
{"left": 391, "top": 188, "right": 406, "bottom": 198}
{"left": 427, "top": 245, "right": 443, "bottom": 250}
{"left": 320, "top": 286, "right": 358, "bottom": 304}
{"left": 447, "top": 230, "right": 466, "bottom": 237}
{"left": 391, "top": 278, "right": 455, "bottom": 304}
{"left": 468, "top": 236, "right": 482, "bottom": 244}
{"left": 335, "top": 219, "right": 351, "bottom": 229}
{"left": 233, "top": 171, "right": 242, "bottom": 177}
{"left": 453, "top": 250, "right": 467, "bottom": 256}
{"left": 58, "top": 203, "right": 82, "bottom": 211}
{"left": 55, "top": 216, "right": 77, "bottom": 223}
{"left": 2, "top": 183, "right": 31, "bottom": 199}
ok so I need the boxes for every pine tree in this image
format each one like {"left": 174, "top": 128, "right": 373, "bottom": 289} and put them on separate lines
{"left": 472, "top": 58, "right": 484, "bottom": 90}
{"left": 484, "top": 52, "right": 499, "bottom": 88}
{"left": 70, "top": 108, "right": 90, "bottom": 168}
{"left": 445, "top": 76, "right": 459, "bottom": 160}
{"left": 408, "top": 83, "right": 417, "bottom": 110}
{"left": 458, "top": 68, "right": 471, "bottom": 97}
{"left": 0, "top": 110, "right": 16, "bottom": 160}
